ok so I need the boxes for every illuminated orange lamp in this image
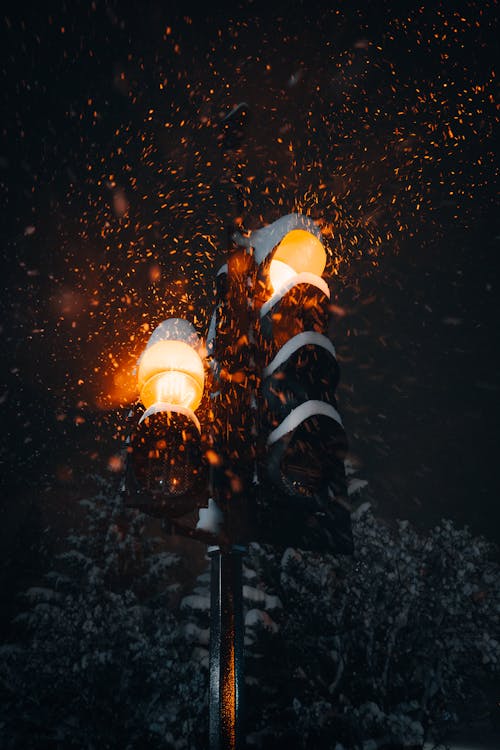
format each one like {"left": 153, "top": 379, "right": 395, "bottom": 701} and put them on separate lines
{"left": 269, "top": 228, "right": 327, "bottom": 294}
{"left": 137, "top": 318, "right": 205, "bottom": 430}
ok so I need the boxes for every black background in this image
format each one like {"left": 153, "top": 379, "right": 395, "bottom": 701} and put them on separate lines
{"left": 1, "top": 0, "right": 499, "bottom": 630}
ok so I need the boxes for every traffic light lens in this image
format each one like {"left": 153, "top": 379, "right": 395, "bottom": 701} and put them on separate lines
{"left": 280, "top": 441, "right": 323, "bottom": 496}
{"left": 138, "top": 339, "right": 205, "bottom": 411}
{"left": 268, "top": 414, "right": 347, "bottom": 498}
{"left": 140, "top": 370, "right": 202, "bottom": 411}
{"left": 273, "top": 229, "right": 326, "bottom": 278}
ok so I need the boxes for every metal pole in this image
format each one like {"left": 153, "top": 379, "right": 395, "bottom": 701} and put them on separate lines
{"left": 208, "top": 544, "right": 245, "bottom": 750}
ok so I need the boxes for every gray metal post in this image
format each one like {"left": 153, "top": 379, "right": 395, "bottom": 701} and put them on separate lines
{"left": 208, "top": 545, "right": 245, "bottom": 750}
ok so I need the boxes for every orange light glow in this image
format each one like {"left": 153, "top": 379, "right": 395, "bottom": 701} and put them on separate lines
{"left": 269, "top": 259, "right": 296, "bottom": 293}
{"left": 270, "top": 229, "right": 326, "bottom": 293}
{"left": 138, "top": 339, "right": 204, "bottom": 411}
{"left": 140, "top": 370, "right": 200, "bottom": 410}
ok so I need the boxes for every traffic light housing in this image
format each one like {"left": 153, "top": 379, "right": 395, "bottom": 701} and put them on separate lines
{"left": 236, "top": 213, "right": 353, "bottom": 553}
{"left": 122, "top": 215, "right": 353, "bottom": 554}
{"left": 124, "top": 318, "right": 209, "bottom": 525}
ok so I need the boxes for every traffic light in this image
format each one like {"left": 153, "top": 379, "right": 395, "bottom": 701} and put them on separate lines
{"left": 236, "top": 213, "right": 353, "bottom": 553}
{"left": 125, "top": 318, "right": 209, "bottom": 522}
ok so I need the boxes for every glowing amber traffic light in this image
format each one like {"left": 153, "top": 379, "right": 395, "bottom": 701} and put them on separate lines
{"left": 235, "top": 213, "right": 347, "bottom": 506}
{"left": 269, "top": 228, "right": 326, "bottom": 293}
{"left": 138, "top": 339, "right": 205, "bottom": 411}
{"left": 128, "top": 319, "right": 206, "bottom": 504}
{"left": 136, "top": 318, "right": 205, "bottom": 423}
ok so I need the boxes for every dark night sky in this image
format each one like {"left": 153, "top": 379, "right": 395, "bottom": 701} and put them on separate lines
{"left": 0, "top": 0, "right": 499, "bottom": 617}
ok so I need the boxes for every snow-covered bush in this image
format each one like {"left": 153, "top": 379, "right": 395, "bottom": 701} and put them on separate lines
{"left": 0, "top": 479, "right": 206, "bottom": 750}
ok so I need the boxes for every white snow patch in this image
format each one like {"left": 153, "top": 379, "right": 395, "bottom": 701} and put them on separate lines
{"left": 145, "top": 318, "right": 200, "bottom": 349}
{"left": 347, "top": 478, "right": 369, "bottom": 496}
{"left": 242, "top": 564, "right": 257, "bottom": 580}
{"left": 196, "top": 498, "right": 224, "bottom": 535}
{"left": 263, "top": 331, "right": 336, "bottom": 377}
{"left": 217, "top": 263, "right": 228, "bottom": 276}
{"left": 281, "top": 547, "right": 302, "bottom": 568}
{"left": 180, "top": 594, "right": 210, "bottom": 611}
{"left": 234, "top": 213, "right": 322, "bottom": 265}
{"left": 243, "top": 585, "right": 282, "bottom": 609}
{"left": 267, "top": 400, "right": 343, "bottom": 446}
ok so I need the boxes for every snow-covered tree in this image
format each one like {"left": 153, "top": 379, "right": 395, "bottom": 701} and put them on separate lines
{"left": 0, "top": 476, "right": 206, "bottom": 750}
{"left": 2, "top": 474, "right": 498, "bottom": 750}
{"left": 240, "top": 504, "right": 500, "bottom": 749}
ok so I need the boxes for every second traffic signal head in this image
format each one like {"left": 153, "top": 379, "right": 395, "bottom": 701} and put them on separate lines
{"left": 237, "top": 213, "right": 348, "bottom": 501}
